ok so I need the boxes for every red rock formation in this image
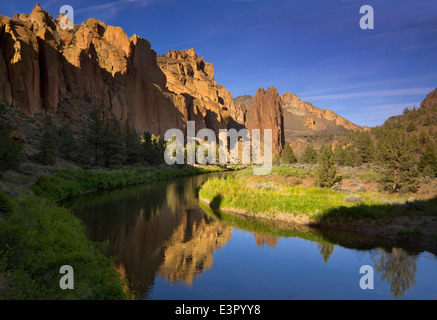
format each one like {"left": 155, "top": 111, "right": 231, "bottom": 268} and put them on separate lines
{"left": 281, "top": 92, "right": 369, "bottom": 133}
{"left": 245, "top": 87, "right": 285, "bottom": 156}
{"left": 0, "top": 5, "right": 193, "bottom": 136}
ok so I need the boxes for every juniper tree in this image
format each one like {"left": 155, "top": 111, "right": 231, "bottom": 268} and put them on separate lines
{"left": 333, "top": 145, "right": 346, "bottom": 166}
{"left": 0, "top": 115, "right": 23, "bottom": 172}
{"left": 418, "top": 145, "right": 437, "bottom": 176}
{"left": 300, "top": 144, "right": 318, "bottom": 164}
{"left": 102, "top": 117, "right": 125, "bottom": 167}
{"left": 57, "top": 124, "right": 76, "bottom": 160}
{"left": 83, "top": 110, "right": 105, "bottom": 166}
{"left": 35, "top": 115, "right": 58, "bottom": 165}
{"left": 272, "top": 154, "right": 280, "bottom": 166}
{"left": 355, "top": 131, "right": 374, "bottom": 164}
{"left": 377, "top": 129, "right": 419, "bottom": 193}
{"left": 315, "top": 145, "right": 338, "bottom": 188}
{"left": 124, "top": 120, "right": 142, "bottom": 165}
{"left": 280, "top": 143, "right": 297, "bottom": 164}
{"left": 344, "top": 146, "right": 358, "bottom": 167}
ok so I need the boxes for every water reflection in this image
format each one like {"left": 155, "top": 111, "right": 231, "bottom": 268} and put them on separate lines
{"left": 67, "top": 173, "right": 231, "bottom": 298}
{"left": 66, "top": 172, "right": 434, "bottom": 299}
{"left": 372, "top": 248, "right": 418, "bottom": 298}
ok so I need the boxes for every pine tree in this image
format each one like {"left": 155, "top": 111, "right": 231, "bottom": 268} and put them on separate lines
{"left": 280, "top": 143, "right": 297, "bottom": 164}
{"left": 418, "top": 130, "right": 428, "bottom": 147}
{"left": 124, "top": 120, "right": 141, "bottom": 165}
{"left": 102, "top": 117, "right": 125, "bottom": 167}
{"left": 300, "top": 144, "right": 318, "bottom": 164}
{"left": 355, "top": 131, "right": 374, "bottom": 164}
{"left": 84, "top": 110, "right": 105, "bottom": 166}
{"left": 418, "top": 145, "right": 437, "bottom": 176}
{"left": 35, "top": 115, "right": 58, "bottom": 165}
{"left": 406, "top": 121, "right": 416, "bottom": 132}
{"left": 344, "top": 146, "right": 358, "bottom": 167}
{"left": 0, "top": 116, "right": 23, "bottom": 172}
{"left": 333, "top": 145, "right": 346, "bottom": 166}
{"left": 272, "top": 154, "right": 280, "bottom": 166}
{"left": 315, "top": 145, "right": 338, "bottom": 188}
{"left": 377, "top": 129, "right": 419, "bottom": 193}
{"left": 57, "top": 124, "right": 76, "bottom": 160}
{"left": 142, "top": 131, "right": 154, "bottom": 165}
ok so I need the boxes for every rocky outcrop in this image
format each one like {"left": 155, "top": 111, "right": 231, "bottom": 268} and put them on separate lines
{"left": 0, "top": 5, "right": 201, "bottom": 136}
{"left": 157, "top": 49, "right": 245, "bottom": 133}
{"left": 245, "top": 87, "right": 285, "bottom": 156}
{"left": 281, "top": 92, "right": 369, "bottom": 135}
{"left": 421, "top": 88, "right": 437, "bottom": 110}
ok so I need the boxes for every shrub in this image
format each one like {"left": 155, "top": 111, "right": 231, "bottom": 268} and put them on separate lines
{"left": 344, "top": 194, "right": 364, "bottom": 203}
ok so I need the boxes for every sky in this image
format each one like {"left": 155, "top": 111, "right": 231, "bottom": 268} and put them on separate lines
{"left": 2, "top": 0, "right": 437, "bottom": 127}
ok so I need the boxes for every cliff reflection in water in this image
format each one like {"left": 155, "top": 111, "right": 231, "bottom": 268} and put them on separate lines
{"left": 69, "top": 173, "right": 232, "bottom": 298}
{"left": 68, "top": 172, "right": 428, "bottom": 299}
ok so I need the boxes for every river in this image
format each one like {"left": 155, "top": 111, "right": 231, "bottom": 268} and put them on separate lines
{"left": 65, "top": 172, "right": 437, "bottom": 299}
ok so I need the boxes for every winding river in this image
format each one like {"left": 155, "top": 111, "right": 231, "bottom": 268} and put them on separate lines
{"left": 65, "top": 172, "right": 437, "bottom": 299}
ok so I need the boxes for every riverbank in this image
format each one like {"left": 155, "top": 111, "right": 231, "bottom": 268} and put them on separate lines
{"left": 0, "top": 164, "right": 233, "bottom": 299}
{"left": 199, "top": 168, "right": 437, "bottom": 252}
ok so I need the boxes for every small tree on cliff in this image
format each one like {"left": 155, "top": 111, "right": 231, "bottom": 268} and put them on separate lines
{"left": 315, "top": 145, "right": 339, "bottom": 188}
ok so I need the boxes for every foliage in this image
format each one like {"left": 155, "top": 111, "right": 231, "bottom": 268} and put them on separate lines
{"left": 0, "top": 195, "right": 129, "bottom": 299}
{"left": 333, "top": 145, "right": 346, "bottom": 166}
{"left": 34, "top": 115, "right": 58, "bottom": 165}
{"left": 32, "top": 165, "right": 227, "bottom": 202}
{"left": 300, "top": 144, "right": 318, "bottom": 164}
{"left": 280, "top": 143, "right": 297, "bottom": 164}
{"left": 57, "top": 124, "right": 76, "bottom": 160}
{"left": 315, "top": 145, "right": 339, "bottom": 188}
{"left": 0, "top": 114, "right": 23, "bottom": 172}
{"left": 376, "top": 129, "right": 419, "bottom": 193}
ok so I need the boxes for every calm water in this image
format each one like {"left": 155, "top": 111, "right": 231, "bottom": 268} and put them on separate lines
{"left": 66, "top": 173, "right": 437, "bottom": 300}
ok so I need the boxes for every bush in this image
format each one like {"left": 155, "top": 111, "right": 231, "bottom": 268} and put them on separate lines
{"left": 344, "top": 194, "right": 364, "bottom": 203}
{"left": 0, "top": 191, "right": 14, "bottom": 214}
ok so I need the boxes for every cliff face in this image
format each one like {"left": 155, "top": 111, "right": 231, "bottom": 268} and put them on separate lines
{"left": 245, "top": 87, "right": 285, "bottom": 156}
{"left": 0, "top": 5, "right": 197, "bottom": 136}
{"left": 234, "top": 91, "right": 369, "bottom": 144}
{"left": 157, "top": 49, "right": 245, "bottom": 133}
{"left": 281, "top": 92, "right": 369, "bottom": 135}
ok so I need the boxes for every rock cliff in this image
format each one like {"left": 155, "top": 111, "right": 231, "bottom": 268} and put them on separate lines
{"left": 245, "top": 87, "right": 285, "bottom": 156}
{"left": 0, "top": 5, "right": 231, "bottom": 137}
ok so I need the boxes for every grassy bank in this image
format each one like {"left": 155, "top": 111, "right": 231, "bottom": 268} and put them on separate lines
{"left": 199, "top": 168, "right": 437, "bottom": 248}
{"left": 32, "top": 165, "right": 229, "bottom": 203}
{"left": 0, "top": 164, "right": 231, "bottom": 299}
{"left": 0, "top": 192, "right": 131, "bottom": 299}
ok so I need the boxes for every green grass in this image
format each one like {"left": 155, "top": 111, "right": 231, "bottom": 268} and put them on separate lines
{"left": 0, "top": 193, "right": 131, "bottom": 299}
{"left": 1, "top": 164, "right": 232, "bottom": 299}
{"left": 199, "top": 169, "right": 433, "bottom": 222}
{"left": 32, "top": 165, "right": 228, "bottom": 202}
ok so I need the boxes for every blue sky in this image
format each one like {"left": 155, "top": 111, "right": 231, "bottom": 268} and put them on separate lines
{"left": 3, "top": 0, "right": 437, "bottom": 127}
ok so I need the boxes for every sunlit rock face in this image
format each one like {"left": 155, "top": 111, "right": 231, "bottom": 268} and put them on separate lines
{"left": 281, "top": 92, "right": 369, "bottom": 133}
{"left": 245, "top": 87, "right": 285, "bottom": 156}
{"left": 157, "top": 48, "right": 246, "bottom": 134}
{"left": 0, "top": 5, "right": 190, "bottom": 136}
